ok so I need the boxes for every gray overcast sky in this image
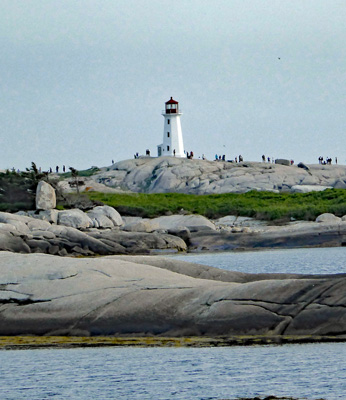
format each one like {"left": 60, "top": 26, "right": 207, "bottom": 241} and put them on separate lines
{"left": 1, "top": 0, "right": 345, "bottom": 170}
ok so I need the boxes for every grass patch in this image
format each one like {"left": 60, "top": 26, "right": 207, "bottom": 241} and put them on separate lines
{"left": 85, "top": 189, "right": 346, "bottom": 221}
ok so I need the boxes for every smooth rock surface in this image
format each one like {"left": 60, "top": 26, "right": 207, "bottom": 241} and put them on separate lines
{"left": 87, "top": 205, "right": 123, "bottom": 228}
{"left": 315, "top": 213, "right": 342, "bottom": 223}
{"left": 0, "top": 252, "right": 345, "bottom": 337}
{"left": 36, "top": 181, "right": 56, "bottom": 210}
{"left": 151, "top": 214, "right": 216, "bottom": 231}
{"left": 57, "top": 209, "right": 93, "bottom": 229}
{"left": 61, "top": 158, "right": 346, "bottom": 194}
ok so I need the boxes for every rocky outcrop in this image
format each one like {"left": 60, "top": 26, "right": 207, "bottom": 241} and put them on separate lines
{"left": 188, "top": 220, "right": 346, "bottom": 252}
{"left": 0, "top": 252, "right": 345, "bottom": 338}
{"left": 2, "top": 209, "right": 346, "bottom": 255}
{"left": 62, "top": 158, "right": 346, "bottom": 194}
{"left": 0, "top": 211, "right": 186, "bottom": 256}
{"left": 36, "top": 181, "right": 56, "bottom": 210}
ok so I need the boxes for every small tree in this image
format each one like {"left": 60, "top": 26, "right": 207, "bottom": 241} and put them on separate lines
{"left": 69, "top": 167, "right": 80, "bottom": 195}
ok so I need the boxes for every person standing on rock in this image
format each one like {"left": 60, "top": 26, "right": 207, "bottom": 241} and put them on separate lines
{"left": 262, "top": 155, "right": 265, "bottom": 162}
{"left": 173, "top": 149, "right": 176, "bottom": 157}
{"left": 56, "top": 166, "right": 59, "bottom": 173}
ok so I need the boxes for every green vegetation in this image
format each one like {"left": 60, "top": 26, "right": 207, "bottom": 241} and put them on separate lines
{"left": 0, "top": 163, "right": 49, "bottom": 212}
{"left": 86, "top": 189, "right": 346, "bottom": 221}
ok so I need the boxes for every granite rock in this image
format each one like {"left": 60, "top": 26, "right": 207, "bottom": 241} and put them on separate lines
{"left": 316, "top": 213, "right": 342, "bottom": 223}
{"left": 57, "top": 209, "right": 93, "bottom": 229}
{"left": 66, "top": 158, "right": 346, "bottom": 194}
{"left": 0, "top": 211, "right": 186, "bottom": 256}
{"left": 36, "top": 181, "right": 56, "bottom": 210}
{"left": 0, "top": 252, "right": 345, "bottom": 337}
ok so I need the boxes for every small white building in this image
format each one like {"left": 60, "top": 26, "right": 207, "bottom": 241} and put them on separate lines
{"left": 157, "top": 97, "right": 185, "bottom": 157}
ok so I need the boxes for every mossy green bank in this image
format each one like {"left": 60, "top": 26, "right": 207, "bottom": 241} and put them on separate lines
{"left": 85, "top": 189, "right": 346, "bottom": 221}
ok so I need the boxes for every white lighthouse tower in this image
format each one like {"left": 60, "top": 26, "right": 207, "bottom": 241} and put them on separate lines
{"left": 157, "top": 97, "right": 184, "bottom": 157}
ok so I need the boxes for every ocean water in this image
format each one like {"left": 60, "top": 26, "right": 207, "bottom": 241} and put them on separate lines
{"left": 1, "top": 247, "right": 345, "bottom": 400}
{"left": 173, "top": 247, "right": 346, "bottom": 275}
{"left": 0, "top": 344, "right": 345, "bottom": 400}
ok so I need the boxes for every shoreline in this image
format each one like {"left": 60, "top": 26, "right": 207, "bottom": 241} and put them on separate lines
{"left": 1, "top": 335, "right": 346, "bottom": 350}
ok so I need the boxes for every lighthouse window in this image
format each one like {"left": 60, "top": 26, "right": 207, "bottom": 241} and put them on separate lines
{"left": 167, "top": 119, "right": 170, "bottom": 124}
{"left": 167, "top": 145, "right": 170, "bottom": 151}
{"left": 167, "top": 132, "right": 170, "bottom": 137}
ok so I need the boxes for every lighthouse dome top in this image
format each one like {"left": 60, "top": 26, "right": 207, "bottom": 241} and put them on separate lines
{"left": 165, "top": 97, "right": 179, "bottom": 105}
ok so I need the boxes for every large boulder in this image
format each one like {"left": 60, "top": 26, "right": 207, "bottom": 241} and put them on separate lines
{"left": 87, "top": 205, "right": 123, "bottom": 228}
{"left": 151, "top": 214, "right": 216, "bottom": 231}
{"left": 57, "top": 209, "right": 92, "bottom": 229}
{"left": 122, "top": 219, "right": 160, "bottom": 233}
{"left": 36, "top": 181, "right": 56, "bottom": 210}
{"left": 315, "top": 213, "right": 341, "bottom": 223}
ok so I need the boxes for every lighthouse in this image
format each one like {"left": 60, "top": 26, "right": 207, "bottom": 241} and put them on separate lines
{"left": 157, "top": 97, "right": 184, "bottom": 157}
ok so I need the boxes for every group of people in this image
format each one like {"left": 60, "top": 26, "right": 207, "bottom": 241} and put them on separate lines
{"left": 262, "top": 155, "right": 275, "bottom": 163}
{"left": 318, "top": 156, "right": 337, "bottom": 165}
{"left": 43, "top": 165, "right": 66, "bottom": 174}
{"left": 54, "top": 165, "right": 66, "bottom": 173}
{"left": 215, "top": 154, "right": 244, "bottom": 162}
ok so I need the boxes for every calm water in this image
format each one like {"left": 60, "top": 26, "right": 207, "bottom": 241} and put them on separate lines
{"left": 1, "top": 247, "right": 345, "bottom": 400}
{"left": 0, "top": 344, "right": 345, "bottom": 400}
{"left": 174, "top": 247, "right": 346, "bottom": 275}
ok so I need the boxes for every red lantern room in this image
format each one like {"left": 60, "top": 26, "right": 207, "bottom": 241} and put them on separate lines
{"left": 165, "top": 97, "right": 179, "bottom": 114}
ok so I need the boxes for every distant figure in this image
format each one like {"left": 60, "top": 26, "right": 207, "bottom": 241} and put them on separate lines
{"left": 49, "top": 167, "right": 52, "bottom": 173}
{"left": 202, "top": 154, "right": 206, "bottom": 160}
{"left": 222, "top": 155, "right": 225, "bottom": 161}
{"left": 267, "top": 157, "right": 270, "bottom": 163}
{"left": 190, "top": 151, "right": 194, "bottom": 159}
{"left": 215, "top": 154, "right": 218, "bottom": 160}
{"left": 291, "top": 160, "right": 294, "bottom": 165}
{"left": 335, "top": 157, "right": 338, "bottom": 164}
{"left": 262, "top": 155, "right": 265, "bottom": 162}
{"left": 173, "top": 149, "right": 176, "bottom": 157}
{"left": 63, "top": 165, "right": 66, "bottom": 172}
{"left": 112, "top": 160, "right": 114, "bottom": 164}
{"left": 56, "top": 166, "right": 59, "bottom": 173}
{"left": 235, "top": 157, "right": 237, "bottom": 163}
